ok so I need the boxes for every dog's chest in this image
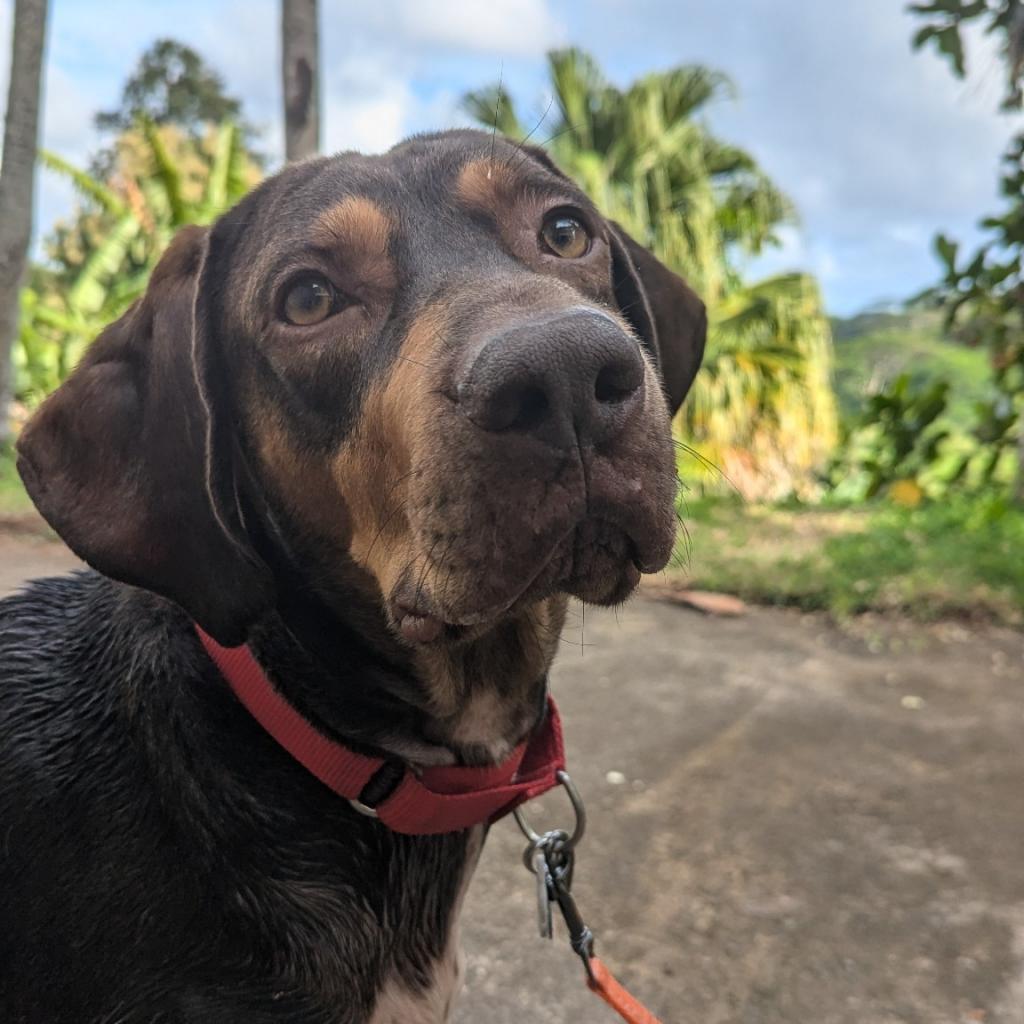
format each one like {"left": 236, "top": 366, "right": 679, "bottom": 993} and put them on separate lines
{"left": 367, "top": 955, "right": 463, "bottom": 1024}
{"left": 364, "top": 826, "right": 482, "bottom": 1024}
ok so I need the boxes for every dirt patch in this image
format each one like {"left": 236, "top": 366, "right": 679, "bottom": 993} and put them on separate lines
{"left": 0, "top": 532, "right": 81, "bottom": 598}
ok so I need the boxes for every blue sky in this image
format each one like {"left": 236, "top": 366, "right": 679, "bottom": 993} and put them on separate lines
{"left": 0, "top": 0, "right": 1019, "bottom": 314}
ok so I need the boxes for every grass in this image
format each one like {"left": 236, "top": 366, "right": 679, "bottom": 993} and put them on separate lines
{"left": 0, "top": 445, "right": 35, "bottom": 521}
{"left": 664, "top": 313, "right": 1021, "bottom": 624}
{"left": 672, "top": 493, "right": 1024, "bottom": 625}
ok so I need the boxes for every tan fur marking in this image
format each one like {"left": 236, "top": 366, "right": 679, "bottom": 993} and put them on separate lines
{"left": 454, "top": 158, "right": 522, "bottom": 214}
{"left": 341, "top": 303, "right": 452, "bottom": 593}
{"left": 311, "top": 195, "right": 391, "bottom": 253}
{"left": 247, "top": 397, "right": 352, "bottom": 552}
{"left": 310, "top": 196, "right": 396, "bottom": 291}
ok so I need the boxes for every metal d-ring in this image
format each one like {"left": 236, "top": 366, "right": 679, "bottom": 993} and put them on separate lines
{"left": 348, "top": 797, "right": 380, "bottom": 819}
{"left": 513, "top": 770, "right": 587, "bottom": 853}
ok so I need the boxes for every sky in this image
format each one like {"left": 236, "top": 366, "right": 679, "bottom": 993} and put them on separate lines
{"left": 0, "top": 0, "right": 1020, "bottom": 315}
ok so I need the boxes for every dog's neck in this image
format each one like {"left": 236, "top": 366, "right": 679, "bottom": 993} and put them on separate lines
{"left": 240, "top": 522, "right": 562, "bottom": 769}
{"left": 235, "top": 470, "right": 567, "bottom": 767}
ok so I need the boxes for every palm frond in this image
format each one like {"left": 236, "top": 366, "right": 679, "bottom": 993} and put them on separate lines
{"left": 39, "top": 150, "right": 129, "bottom": 218}
{"left": 140, "top": 118, "right": 188, "bottom": 225}
{"left": 66, "top": 213, "right": 142, "bottom": 317}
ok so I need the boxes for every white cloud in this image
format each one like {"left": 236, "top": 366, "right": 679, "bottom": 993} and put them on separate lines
{"left": 396, "top": 0, "right": 563, "bottom": 56}
{"left": 42, "top": 62, "right": 100, "bottom": 164}
{"left": 323, "top": 76, "right": 411, "bottom": 155}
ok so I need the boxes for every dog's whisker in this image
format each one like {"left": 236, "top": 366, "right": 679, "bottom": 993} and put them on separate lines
{"left": 671, "top": 438, "right": 740, "bottom": 494}
{"left": 504, "top": 95, "right": 555, "bottom": 168}
{"left": 510, "top": 117, "right": 582, "bottom": 175}
{"left": 488, "top": 61, "right": 504, "bottom": 178}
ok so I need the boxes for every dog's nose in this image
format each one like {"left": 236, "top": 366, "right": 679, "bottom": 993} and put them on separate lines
{"left": 456, "top": 308, "right": 645, "bottom": 448}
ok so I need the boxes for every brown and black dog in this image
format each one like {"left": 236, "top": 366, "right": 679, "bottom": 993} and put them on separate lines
{"left": 0, "top": 130, "right": 705, "bottom": 1022}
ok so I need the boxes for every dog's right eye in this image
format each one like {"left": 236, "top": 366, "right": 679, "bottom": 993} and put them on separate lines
{"left": 281, "top": 275, "right": 339, "bottom": 326}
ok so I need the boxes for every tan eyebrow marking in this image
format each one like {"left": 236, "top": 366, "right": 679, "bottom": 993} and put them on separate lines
{"left": 311, "top": 195, "right": 392, "bottom": 250}
{"left": 454, "top": 158, "right": 523, "bottom": 212}
{"left": 309, "top": 195, "right": 396, "bottom": 291}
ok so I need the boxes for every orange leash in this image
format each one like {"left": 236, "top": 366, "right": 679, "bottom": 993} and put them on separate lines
{"left": 587, "top": 957, "right": 665, "bottom": 1024}
{"left": 513, "top": 775, "right": 667, "bottom": 1024}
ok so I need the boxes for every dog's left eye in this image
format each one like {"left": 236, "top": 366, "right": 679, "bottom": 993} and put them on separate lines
{"left": 540, "top": 213, "right": 591, "bottom": 259}
{"left": 281, "top": 275, "right": 339, "bottom": 326}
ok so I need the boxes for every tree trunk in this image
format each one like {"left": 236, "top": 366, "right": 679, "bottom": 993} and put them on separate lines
{"left": 0, "top": 0, "right": 48, "bottom": 446}
{"left": 281, "top": 0, "right": 320, "bottom": 162}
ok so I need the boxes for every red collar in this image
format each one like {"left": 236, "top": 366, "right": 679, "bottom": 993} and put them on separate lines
{"left": 196, "top": 627, "right": 566, "bottom": 835}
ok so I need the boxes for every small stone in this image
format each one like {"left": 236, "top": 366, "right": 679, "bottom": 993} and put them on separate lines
{"left": 901, "top": 695, "right": 925, "bottom": 710}
{"left": 605, "top": 770, "right": 627, "bottom": 785}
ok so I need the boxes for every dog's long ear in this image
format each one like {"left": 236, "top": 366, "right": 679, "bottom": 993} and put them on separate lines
{"left": 16, "top": 225, "right": 274, "bottom": 645}
{"left": 607, "top": 222, "right": 707, "bottom": 416}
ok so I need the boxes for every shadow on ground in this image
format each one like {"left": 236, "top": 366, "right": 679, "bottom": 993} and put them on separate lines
{"left": 2, "top": 538, "right": 1022, "bottom": 1022}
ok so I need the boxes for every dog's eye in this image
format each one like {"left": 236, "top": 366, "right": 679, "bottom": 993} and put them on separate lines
{"left": 281, "top": 275, "right": 338, "bottom": 326}
{"left": 540, "top": 214, "right": 591, "bottom": 259}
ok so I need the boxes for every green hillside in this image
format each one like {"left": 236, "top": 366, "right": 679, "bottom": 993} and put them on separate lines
{"left": 831, "top": 310, "right": 992, "bottom": 427}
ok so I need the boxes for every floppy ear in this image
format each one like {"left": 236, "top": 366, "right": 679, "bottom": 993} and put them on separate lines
{"left": 608, "top": 223, "right": 707, "bottom": 416}
{"left": 16, "top": 226, "right": 274, "bottom": 645}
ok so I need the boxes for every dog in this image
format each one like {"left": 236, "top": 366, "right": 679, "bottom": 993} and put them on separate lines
{"left": 0, "top": 129, "right": 705, "bottom": 1023}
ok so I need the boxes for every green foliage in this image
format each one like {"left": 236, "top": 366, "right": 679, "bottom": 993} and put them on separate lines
{"left": 908, "top": 0, "right": 1024, "bottom": 499}
{"left": 675, "top": 493, "right": 1024, "bottom": 623}
{"left": 14, "top": 121, "right": 261, "bottom": 406}
{"left": 831, "top": 310, "right": 991, "bottom": 425}
{"left": 463, "top": 49, "right": 837, "bottom": 499}
{"left": 686, "top": 272, "right": 836, "bottom": 500}
{"left": 828, "top": 374, "right": 953, "bottom": 501}
{"left": 0, "top": 443, "right": 34, "bottom": 520}
{"left": 909, "top": 1, "right": 1024, "bottom": 108}
{"left": 93, "top": 39, "right": 261, "bottom": 170}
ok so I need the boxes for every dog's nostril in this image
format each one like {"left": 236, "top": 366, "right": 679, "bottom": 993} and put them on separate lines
{"left": 467, "top": 381, "right": 550, "bottom": 432}
{"left": 510, "top": 385, "right": 549, "bottom": 431}
{"left": 495, "top": 384, "right": 548, "bottom": 432}
{"left": 595, "top": 362, "right": 642, "bottom": 404}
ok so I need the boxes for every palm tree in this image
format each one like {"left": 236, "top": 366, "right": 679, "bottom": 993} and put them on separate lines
{"left": 0, "top": 0, "right": 48, "bottom": 444}
{"left": 464, "top": 49, "right": 837, "bottom": 498}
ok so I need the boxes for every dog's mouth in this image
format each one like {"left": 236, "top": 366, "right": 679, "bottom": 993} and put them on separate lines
{"left": 387, "top": 515, "right": 649, "bottom": 645}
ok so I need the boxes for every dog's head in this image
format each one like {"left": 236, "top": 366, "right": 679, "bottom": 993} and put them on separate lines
{"left": 18, "top": 130, "right": 704, "bottom": 742}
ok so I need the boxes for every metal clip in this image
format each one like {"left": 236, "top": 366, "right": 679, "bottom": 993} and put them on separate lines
{"left": 513, "top": 770, "right": 586, "bottom": 853}
{"left": 531, "top": 845, "right": 554, "bottom": 938}
{"left": 515, "top": 771, "right": 596, "bottom": 981}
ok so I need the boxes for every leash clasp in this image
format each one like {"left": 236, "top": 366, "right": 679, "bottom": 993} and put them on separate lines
{"left": 515, "top": 770, "right": 596, "bottom": 981}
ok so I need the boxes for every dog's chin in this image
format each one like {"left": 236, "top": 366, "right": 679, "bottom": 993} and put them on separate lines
{"left": 387, "top": 518, "right": 650, "bottom": 647}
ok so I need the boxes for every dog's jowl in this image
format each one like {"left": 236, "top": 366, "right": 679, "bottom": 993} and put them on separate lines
{"left": 1, "top": 130, "right": 705, "bottom": 1023}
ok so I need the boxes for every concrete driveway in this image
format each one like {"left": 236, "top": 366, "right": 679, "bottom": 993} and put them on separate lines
{"left": 457, "top": 599, "right": 1024, "bottom": 1024}
{"left": 3, "top": 539, "right": 1023, "bottom": 1022}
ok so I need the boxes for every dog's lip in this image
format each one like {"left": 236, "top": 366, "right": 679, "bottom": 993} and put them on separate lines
{"left": 392, "top": 604, "right": 446, "bottom": 644}
{"left": 389, "top": 517, "right": 650, "bottom": 644}
{"left": 389, "top": 519, "right": 579, "bottom": 643}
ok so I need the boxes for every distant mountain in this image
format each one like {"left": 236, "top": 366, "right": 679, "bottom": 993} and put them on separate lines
{"left": 830, "top": 310, "right": 991, "bottom": 426}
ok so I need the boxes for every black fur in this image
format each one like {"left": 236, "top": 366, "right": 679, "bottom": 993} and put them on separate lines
{"left": 0, "top": 572, "right": 469, "bottom": 1023}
